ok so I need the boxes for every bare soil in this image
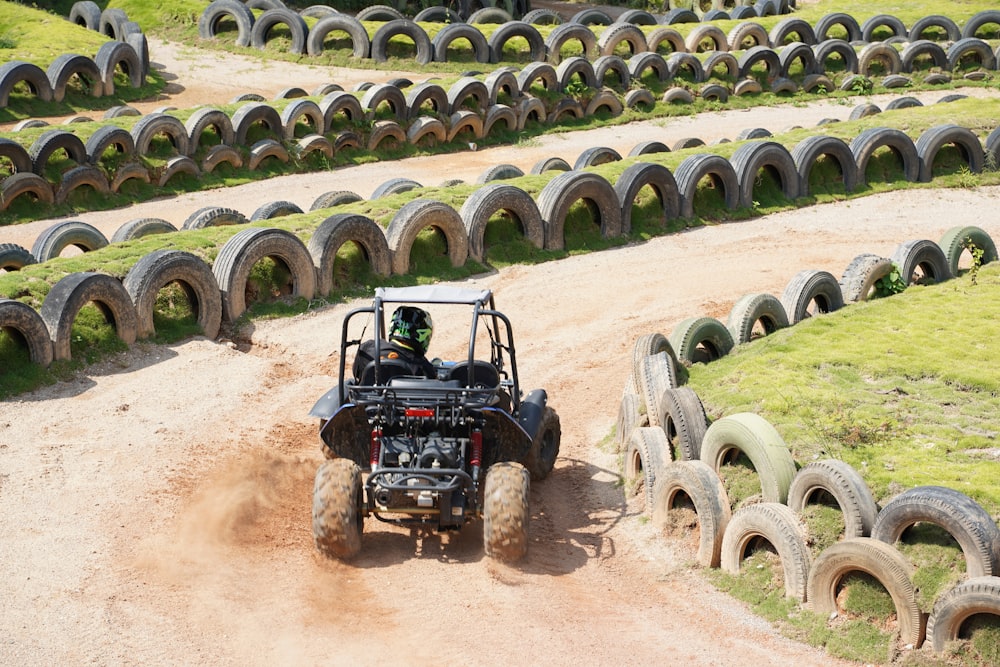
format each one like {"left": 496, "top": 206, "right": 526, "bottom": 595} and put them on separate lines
{"left": 3, "top": 30, "right": 1000, "bottom": 666}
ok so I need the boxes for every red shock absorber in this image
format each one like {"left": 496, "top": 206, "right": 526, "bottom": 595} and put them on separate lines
{"left": 370, "top": 427, "right": 382, "bottom": 470}
{"left": 470, "top": 429, "right": 483, "bottom": 477}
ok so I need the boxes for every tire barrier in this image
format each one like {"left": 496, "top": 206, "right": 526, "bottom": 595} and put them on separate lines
{"left": 721, "top": 502, "right": 811, "bottom": 601}
{"left": 725, "top": 292, "right": 788, "bottom": 344}
{"left": 871, "top": 485, "right": 1000, "bottom": 578}
{"left": 624, "top": 425, "right": 671, "bottom": 508}
{"left": 699, "top": 412, "right": 797, "bottom": 504}
{"left": 123, "top": 249, "right": 223, "bottom": 340}
{"left": 808, "top": 538, "right": 925, "bottom": 649}
{"left": 213, "top": 227, "right": 316, "bottom": 322}
{"left": 656, "top": 386, "right": 708, "bottom": 462}
{"left": 0, "top": 298, "right": 53, "bottom": 366}
{"left": 652, "top": 459, "right": 731, "bottom": 567}
{"left": 30, "top": 220, "right": 108, "bottom": 262}
{"left": 926, "top": 576, "right": 1000, "bottom": 652}
{"left": 38, "top": 271, "right": 138, "bottom": 361}
{"left": 786, "top": 459, "right": 878, "bottom": 539}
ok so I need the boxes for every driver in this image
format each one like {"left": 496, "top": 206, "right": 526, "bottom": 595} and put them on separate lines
{"left": 353, "top": 305, "right": 436, "bottom": 380}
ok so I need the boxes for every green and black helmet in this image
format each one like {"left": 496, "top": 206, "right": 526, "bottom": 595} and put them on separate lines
{"left": 389, "top": 306, "right": 433, "bottom": 354}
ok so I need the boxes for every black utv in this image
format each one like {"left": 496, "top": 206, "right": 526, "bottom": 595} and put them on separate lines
{"left": 309, "top": 286, "right": 560, "bottom": 562}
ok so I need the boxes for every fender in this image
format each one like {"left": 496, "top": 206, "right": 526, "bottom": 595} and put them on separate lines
{"left": 319, "top": 404, "right": 369, "bottom": 467}
{"left": 308, "top": 385, "right": 341, "bottom": 420}
{"left": 517, "top": 388, "right": 548, "bottom": 441}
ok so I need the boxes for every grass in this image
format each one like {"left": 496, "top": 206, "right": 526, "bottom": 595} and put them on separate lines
{"left": 688, "top": 263, "right": 1000, "bottom": 665}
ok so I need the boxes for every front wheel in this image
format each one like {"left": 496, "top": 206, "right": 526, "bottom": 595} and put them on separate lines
{"left": 524, "top": 407, "right": 560, "bottom": 481}
{"left": 312, "top": 458, "right": 364, "bottom": 560}
{"left": 483, "top": 462, "right": 530, "bottom": 562}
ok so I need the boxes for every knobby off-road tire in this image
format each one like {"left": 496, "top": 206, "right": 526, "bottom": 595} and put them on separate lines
{"left": 656, "top": 387, "right": 709, "bottom": 462}
{"left": 625, "top": 426, "right": 672, "bottom": 510}
{"left": 123, "top": 249, "right": 222, "bottom": 340}
{"left": 39, "top": 272, "right": 138, "bottom": 361}
{"left": 926, "top": 576, "right": 1000, "bottom": 652}
{"left": 0, "top": 299, "right": 53, "bottom": 366}
{"left": 312, "top": 458, "right": 364, "bottom": 560}
{"left": 652, "top": 460, "right": 731, "bottom": 568}
{"left": 726, "top": 292, "right": 788, "bottom": 345}
{"left": 31, "top": 220, "right": 108, "bottom": 262}
{"left": 891, "top": 239, "right": 951, "bottom": 285}
{"left": 699, "top": 412, "right": 796, "bottom": 505}
{"left": 721, "top": 502, "right": 811, "bottom": 601}
{"left": 787, "top": 459, "right": 878, "bottom": 539}
{"left": 938, "top": 225, "right": 998, "bottom": 276}
{"left": 213, "top": 227, "right": 316, "bottom": 322}
{"left": 840, "top": 253, "right": 895, "bottom": 303}
{"left": 808, "top": 538, "right": 924, "bottom": 648}
{"left": 524, "top": 406, "right": 560, "bottom": 481}
{"left": 483, "top": 461, "right": 530, "bottom": 562}
{"left": 780, "top": 269, "right": 843, "bottom": 323}
{"left": 872, "top": 485, "right": 1000, "bottom": 578}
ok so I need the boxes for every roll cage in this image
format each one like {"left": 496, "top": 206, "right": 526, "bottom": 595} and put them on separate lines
{"left": 337, "top": 286, "right": 522, "bottom": 412}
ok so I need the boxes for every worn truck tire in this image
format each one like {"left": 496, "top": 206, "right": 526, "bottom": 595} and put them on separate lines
{"left": 123, "top": 249, "right": 222, "bottom": 340}
{"left": 39, "top": 272, "right": 138, "bottom": 361}
{"left": 652, "top": 460, "right": 731, "bottom": 567}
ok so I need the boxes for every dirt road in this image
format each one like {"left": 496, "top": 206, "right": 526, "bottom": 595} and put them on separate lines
{"left": 3, "top": 31, "right": 1000, "bottom": 667}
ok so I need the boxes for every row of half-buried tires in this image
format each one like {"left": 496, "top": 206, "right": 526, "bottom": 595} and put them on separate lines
{"left": 0, "top": 2, "right": 148, "bottom": 110}
{"left": 654, "top": 226, "right": 997, "bottom": 370}
{"left": 0, "top": 82, "right": 640, "bottom": 212}
{"left": 4, "top": 46, "right": 993, "bottom": 215}
{"left": 8, "top": 117, "right": 1000, "bottom": 271}
{"left": 2, "top": 139, "right": 997, "bottom": 368}
{"left": 619, "top": 382, "right": 1000, "bottom": 651}
{"left": 196, "top": 2, "right": 1000, "bottom": 63}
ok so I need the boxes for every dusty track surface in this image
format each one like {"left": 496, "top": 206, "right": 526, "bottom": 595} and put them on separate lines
{"left": 3, "top": 29, "right": 1000, "bottom": 667}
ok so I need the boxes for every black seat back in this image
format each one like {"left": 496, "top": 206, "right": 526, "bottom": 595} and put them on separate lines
{"left": 359, "top": 358, "right": 414, "bottom": 385}
{"left": 448, "top": 360, "right": 500, "bottom": 389}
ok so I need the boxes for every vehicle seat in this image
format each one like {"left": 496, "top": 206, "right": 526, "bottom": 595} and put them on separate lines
{"left": 448, "top": 360, "right": 500, "bottom": 389}
{"left": 359, "top": 358, "right": 415, "bottom": 385}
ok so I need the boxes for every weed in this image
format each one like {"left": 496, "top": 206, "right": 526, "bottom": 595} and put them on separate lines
{"left": 874, "top": 262, "right": 907, "bottom": 297}
{"left": 963, "top": 238, "right": 985, "bottom": 285}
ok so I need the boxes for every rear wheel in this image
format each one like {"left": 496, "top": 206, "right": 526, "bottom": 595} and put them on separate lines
{"left": 483, "top": 461, "right": 530, "bottom": 562}
{"left": 312, "top": 458, "right": 364, "bottom": 560}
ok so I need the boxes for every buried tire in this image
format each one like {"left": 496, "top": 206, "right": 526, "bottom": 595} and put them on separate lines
{"left": 807, "top": 538, "right": 925, "bottom": 649}
{"left": 213, "top": 227, "right": 316, "bottom": 322}
{"left": 123, "top": 250, "right": 222, "bottom": 340}
{"left": 926, "top": 576, "right": 1000, "bottom": 652}
{"left": 787, "top": 459, "right": 878, "bottom": 539}
{"left": 625, "top": 426, "right": 671, "bottom": 510}
{"left": 721, "top": 502, "right": 812, "bottom": 601}
{"left": 871, "top": 485, "right": 1000, "bottom": 578}
{"left": 699, "top": 412, "right": 796, "bottom": 505}
{"left": 38, "top": 272, "right": 138, "bottom": 361}
{"left": 651, "top": 460, "right": 731, "bottom": 567}
{"left": 0, "top": 299, "right": 53, "bottom": 367}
